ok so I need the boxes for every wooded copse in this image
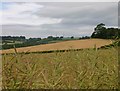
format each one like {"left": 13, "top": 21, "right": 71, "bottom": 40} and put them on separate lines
{"left": 91, "top": 23, "right": 120, "bottom": 39}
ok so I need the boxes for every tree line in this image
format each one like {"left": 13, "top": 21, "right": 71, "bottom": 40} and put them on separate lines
{"left": 91, "top": 23, "right": 120, "bottom": 39}
{"left": 1, "top": 23, "right": 120, "bottom": 50}
{"left": 1, "top": 36, "right": 26, "bottom": 41}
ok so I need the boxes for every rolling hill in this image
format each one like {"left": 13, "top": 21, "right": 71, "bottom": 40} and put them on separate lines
{"left": 0, "top": 39, "right": 113, "bottom": 54}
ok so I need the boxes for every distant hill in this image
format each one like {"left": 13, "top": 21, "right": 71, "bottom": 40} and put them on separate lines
{"left": 1, "top": 35, "right": 90, "bottom": 50}
{"left": 1, "top": 39, "right": 113, "bottom": 54}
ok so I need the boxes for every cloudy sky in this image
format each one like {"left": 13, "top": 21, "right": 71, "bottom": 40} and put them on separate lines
{"left": 0, "top": 2, "right": 118, "bottom": 38}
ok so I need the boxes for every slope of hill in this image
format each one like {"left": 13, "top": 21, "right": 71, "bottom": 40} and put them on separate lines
{"left": 0, "top": 39, "right": 113, "bottom": 54}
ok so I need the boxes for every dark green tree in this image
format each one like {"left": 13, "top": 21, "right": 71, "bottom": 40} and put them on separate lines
{"left": 71, "top": 36, "right": 74, "bottom": 39}
{"left": 91, "top": 23, "right": 120, "bottom": 39}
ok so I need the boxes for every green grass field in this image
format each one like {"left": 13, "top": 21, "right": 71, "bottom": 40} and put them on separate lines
{"left": 2, "top": 47, "right": 118, "bottom": 89}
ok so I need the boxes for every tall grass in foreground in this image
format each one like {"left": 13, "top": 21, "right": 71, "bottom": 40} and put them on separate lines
{"left": 2, "top": 48, "right": 118, "bottom": 89}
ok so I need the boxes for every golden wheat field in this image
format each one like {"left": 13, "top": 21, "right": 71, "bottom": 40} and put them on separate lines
{"left": 1, "top": 39, "right": 119, "bottom": 89}
{"left": 2, "top": 48, "right": 118, "bottom": 89}
{"left": 1, "top": 39, "right": 113, "bottom": 54}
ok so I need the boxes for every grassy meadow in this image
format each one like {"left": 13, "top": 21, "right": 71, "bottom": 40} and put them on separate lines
{"left": 2, "top": 47, "right": 118, "bottom": 89}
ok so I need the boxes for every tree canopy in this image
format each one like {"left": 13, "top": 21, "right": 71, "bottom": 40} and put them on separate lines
{"left": 91, "top": 23, "right": 120, "bottom": 39}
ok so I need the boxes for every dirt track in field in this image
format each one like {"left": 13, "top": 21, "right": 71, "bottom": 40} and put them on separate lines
{"left": 0, "top": 39, "right": 113, "bottom": 54}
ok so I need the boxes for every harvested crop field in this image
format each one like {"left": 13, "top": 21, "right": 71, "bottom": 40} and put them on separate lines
{"left": 1, "top": 39, "right": 112, "bottom": 54}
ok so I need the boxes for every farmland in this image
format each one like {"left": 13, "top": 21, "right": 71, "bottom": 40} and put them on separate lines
{"left": 1, "top": 2, "right": 120, "bottom": 90}
{"left": 1, "top": 39, "right": 113, "bottom": 54}
{"left": 1, "top": 39, "right": 119, "bottom": 89}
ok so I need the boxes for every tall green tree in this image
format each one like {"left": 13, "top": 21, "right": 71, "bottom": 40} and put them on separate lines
{"left": 91, "top": 23, "right": 120, "bottom": 39}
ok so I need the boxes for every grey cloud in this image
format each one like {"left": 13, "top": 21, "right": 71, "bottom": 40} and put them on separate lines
{"left": 2, "top": 24, "right": 93, "bottom": 38}
{"left": 36, "top": 2, "right": 117, "bottom": 28}
{"left": 2, "top": 2, "right": 118, "bottom": 38}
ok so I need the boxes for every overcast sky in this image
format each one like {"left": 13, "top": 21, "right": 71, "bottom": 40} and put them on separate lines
{"left": 0, "top": 2, "right": 118, "bottom": 38}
